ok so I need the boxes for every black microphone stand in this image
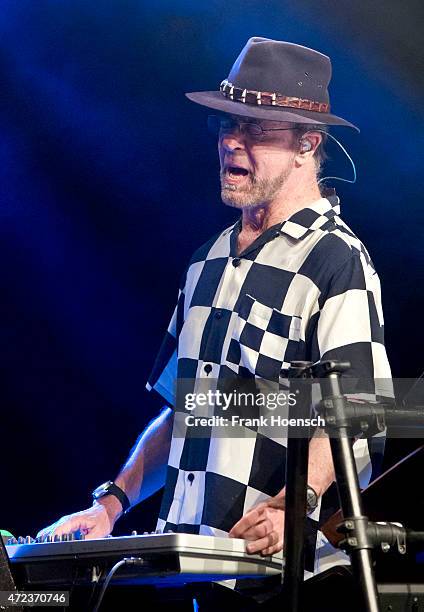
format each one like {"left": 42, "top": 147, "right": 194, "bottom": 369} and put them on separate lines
{"left": 282, "top": 359, "right": 424, "bottom": 612}
{"left": 281, "top": 362, "right": 313, "bottom": 612}
{"left": 313, "top": 361, "right": 380, "bottom": 612}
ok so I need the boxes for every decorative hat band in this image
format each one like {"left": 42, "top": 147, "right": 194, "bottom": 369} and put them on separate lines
{"left": 220, "top": 79, "right": 330, "bottom": 113}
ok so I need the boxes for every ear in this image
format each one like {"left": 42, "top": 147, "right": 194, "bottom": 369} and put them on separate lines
{"left": 295, "top": 131, "right": 323, "bottom": 166}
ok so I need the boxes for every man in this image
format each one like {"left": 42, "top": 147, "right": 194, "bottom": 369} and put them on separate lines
{"left": 39, "top": 38, "right": 391, "bottom": 608}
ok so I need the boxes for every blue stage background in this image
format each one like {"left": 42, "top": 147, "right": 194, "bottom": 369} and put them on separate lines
{"left": 1, "top": 1, "right": 423, "bottom": 537}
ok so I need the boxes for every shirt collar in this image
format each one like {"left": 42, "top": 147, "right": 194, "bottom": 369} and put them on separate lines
{"left": 225, "top": 189, "right": 341, "bottom": 252}
{"left": 279, "top": 188, "right": 340, "bottom": 240}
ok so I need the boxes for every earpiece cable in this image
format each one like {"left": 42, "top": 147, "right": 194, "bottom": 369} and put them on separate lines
{"left": 309, "top": 129, "right": 357, "bottom": 186}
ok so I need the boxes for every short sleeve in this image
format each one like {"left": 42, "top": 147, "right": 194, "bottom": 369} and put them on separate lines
{"left": 308, "top": 252, "right": 392, "bottom": 482}
{"left": 310, "top": 251, "right": 392, "bottom": 392}
{"left": 146, "top": 282, "right": 186, "bottom": 408}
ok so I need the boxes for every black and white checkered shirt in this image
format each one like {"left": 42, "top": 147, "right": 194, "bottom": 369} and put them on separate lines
{"left": 146, "top": 189, "right": 391, "bottom": 580}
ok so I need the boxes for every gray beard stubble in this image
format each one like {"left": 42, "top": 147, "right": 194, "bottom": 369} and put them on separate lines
{"left": 220, "top": 165, "right": 293, "bottom": 209}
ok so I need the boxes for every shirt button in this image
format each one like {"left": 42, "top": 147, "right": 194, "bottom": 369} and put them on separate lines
{"left": 203, "top": 363, "right": 212, "bottom": 375}
{"left": 187, "top": 473, "right": 195, "bottom": 484}
{"left": 215, "top": 309, "right": 223, "bottom": 319}
{"left": 232, "top": 258, "right": 241, "bottom": 267}
{"left": 274, "top": 230, "right": 281, "bottom": 237}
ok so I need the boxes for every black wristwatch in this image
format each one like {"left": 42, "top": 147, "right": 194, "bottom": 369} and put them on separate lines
{"left": 92, "top": 481, "right": 131, "bottom": 513}
{"left": 306, "top": 485, "right": 319, "bottom": 515}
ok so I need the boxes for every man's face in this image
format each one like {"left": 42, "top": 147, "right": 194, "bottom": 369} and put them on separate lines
{"left": 218, "top": 115, "right": 299, "bottom": 209}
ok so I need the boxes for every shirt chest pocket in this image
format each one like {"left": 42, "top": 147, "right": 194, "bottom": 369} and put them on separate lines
{"left": 226, "top": 294, "right": 303, "bottom": 380}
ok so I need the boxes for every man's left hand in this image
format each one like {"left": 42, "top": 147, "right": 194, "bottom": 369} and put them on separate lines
{"left": 228, "top": 494, "right": 285, "bottom": 556}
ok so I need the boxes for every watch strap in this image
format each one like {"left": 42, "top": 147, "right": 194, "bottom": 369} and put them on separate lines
{"left": 93, "top": 482, "right": 131, "bottom": 513}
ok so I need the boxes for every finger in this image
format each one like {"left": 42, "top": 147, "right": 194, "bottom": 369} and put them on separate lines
{"left": 83, "top": 528, "right": 102, "bottom": 540}
{"left": 49, "top": 517, "right": 90, "bottom": 538}
{"left": 261, "top": 541, "right": 283, "bottom": 556}
{"left": 82, "top": 519, "right": 111, "bottom": 540}
{"left": 36, "top": 519, "right": 70, "bottom": 539}
{"left": 240, "top": 518, "right": 274, "bottom": 541}
{"left": 51, "top": 524, "right": 78, "bottom": 537}
{"left": 266, "top": 497, "right": 285, "bottom": 511}
{"left": 245, "top": 530, "right": 279, "bottom": 555}
{"left": 229, "top": 505, "right": 266, "bottom": 538}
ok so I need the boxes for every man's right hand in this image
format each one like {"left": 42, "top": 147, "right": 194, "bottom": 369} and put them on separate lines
{"left": 36, "top": 495, "right": 123, "bottom": 540}
{"left": 36, "top": 408, "right": 173, "bottom": 541}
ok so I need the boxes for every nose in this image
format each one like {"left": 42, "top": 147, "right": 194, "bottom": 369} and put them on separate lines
{"left": 219, "top": 128, "right": 246, "bottom": 153}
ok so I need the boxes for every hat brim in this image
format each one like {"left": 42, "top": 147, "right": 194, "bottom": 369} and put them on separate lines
{"left": 186, "top": 91, "right": 359, "bottom": 132}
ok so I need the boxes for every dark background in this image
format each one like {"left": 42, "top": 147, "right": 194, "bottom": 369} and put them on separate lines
{"left": 1, "top": 1, "right": 423, "bottom": 538}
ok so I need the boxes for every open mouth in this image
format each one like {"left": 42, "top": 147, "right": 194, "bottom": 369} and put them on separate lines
{"left": 224, "top": 166, "right": 250, "bottom": 184}
{"left": 227, "top": 166, "right": 249, "bottom": 177}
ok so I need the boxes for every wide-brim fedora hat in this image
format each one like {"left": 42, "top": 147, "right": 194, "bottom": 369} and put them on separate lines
{"left": 186, "top": 37, "right": 358, "bottom": 131}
